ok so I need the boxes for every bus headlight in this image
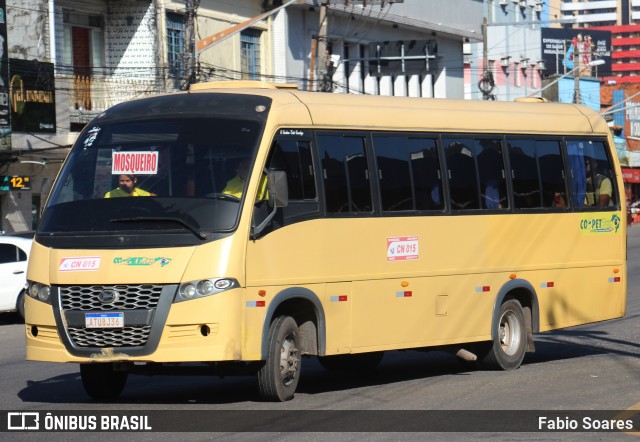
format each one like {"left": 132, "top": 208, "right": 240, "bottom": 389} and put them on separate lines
{"left": 175, "top": 278, "right": 239, "bottom": 303}
{"left": 26, "top": 281, "right": 52, "bottom": 304}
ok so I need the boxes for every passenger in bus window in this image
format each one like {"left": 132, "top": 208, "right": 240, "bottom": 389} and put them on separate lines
{"left": 483, "top": 179, "right": 502, "bottom": 209}
{"left": 553, "top": 192, "right": 567, "bottom": 208}
{"left": 104, "top": 174, "right": 156, "bottom": 198}
{"left": 223, "top": 159, "right": 268, "bottom": 200}
{"left": 585, "top": 158, "right": 612, "bottom": 207}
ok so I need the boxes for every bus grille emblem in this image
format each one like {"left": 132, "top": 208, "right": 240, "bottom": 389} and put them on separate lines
{"left": 97, "top": 290, "right": 118, "bottom": 304}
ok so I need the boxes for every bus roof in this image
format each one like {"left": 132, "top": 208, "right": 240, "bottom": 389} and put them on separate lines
{"left": 186, "top": 81, "right": 609, "bottom": 136}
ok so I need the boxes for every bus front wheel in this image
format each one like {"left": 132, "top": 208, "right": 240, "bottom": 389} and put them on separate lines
{"left": 257, "top": 316, "right": 301, "bottom": 401}
{"left": 80, "top": 363, "right": 128, "bottom": 400}
{"left": 481, "top": 299, "right": 527, "bottom": 370}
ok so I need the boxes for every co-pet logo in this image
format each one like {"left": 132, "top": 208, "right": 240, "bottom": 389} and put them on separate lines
{"left": 7, "top": 412, "right": 40, "bottom": 430}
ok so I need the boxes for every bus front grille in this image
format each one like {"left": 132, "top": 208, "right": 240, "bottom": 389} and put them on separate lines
{"left": 60, "top": 284, "right": 163, "bottom": 310}
{"left": 59, "top": 284, "right": 164, "bottom": 348}
{"left": 68, "top": 326, "right": 152, "bottom": 347}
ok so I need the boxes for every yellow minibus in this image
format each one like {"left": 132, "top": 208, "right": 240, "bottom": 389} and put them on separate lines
{"left": 25, "top": 81, "right": 626, "bottom": 401}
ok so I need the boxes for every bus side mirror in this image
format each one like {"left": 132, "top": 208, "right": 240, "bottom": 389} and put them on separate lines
{"left": 252, "top": 171, "right": 288, "bottom": 238}
{"left": 267, "top": 170, "right": 288, "bottom": 208}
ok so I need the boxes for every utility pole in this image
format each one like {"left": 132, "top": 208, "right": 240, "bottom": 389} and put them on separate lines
{"left": 478, "top": 17, "right": 495, "bottom": 100}
{"left": 574, "top": 39, "right": 581, "bottom": 104}
{"left": 316, "top": 2, "right": 331, "bottom": 92}
{"left": 183, "top": 0, "right": 198, "bottom": 90}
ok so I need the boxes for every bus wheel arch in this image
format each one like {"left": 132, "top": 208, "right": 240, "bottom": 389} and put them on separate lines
{"left": 260, "top": 288, "right": 326, "bottom": 360}
{"left": 482, "top": 280, "right": 539, "bottom": 370}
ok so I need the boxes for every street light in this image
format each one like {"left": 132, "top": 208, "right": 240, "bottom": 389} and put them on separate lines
{"left": 525, "top": 59, "right": 604, "bottom": 98}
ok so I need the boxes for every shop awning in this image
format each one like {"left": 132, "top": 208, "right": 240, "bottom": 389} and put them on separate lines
{"left": 621, "top": 167, "right": 640, "bottom": 183}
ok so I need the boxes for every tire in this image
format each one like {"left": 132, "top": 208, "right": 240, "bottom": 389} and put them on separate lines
{"left": 16, "top": 291, "right": 25, "bottom": 320}
{"left": 318, "top": 352, "right": 384, "bottom": 372}
{"left": 481, "top": 299, "right": 527, "bottom": 370}
{"left": 257, "top": 316, "right": 302, "bottom": 401}
{"left": 80, "top": 363, "right": 128, "bottom": 400}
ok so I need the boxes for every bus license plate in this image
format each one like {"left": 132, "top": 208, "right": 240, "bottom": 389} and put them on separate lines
{"left": 85, "top": 312, "right": 124, "bottom": 328}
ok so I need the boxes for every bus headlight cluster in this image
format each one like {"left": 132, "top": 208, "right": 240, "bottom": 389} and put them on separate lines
{"left": 26, "top": 281, "right": 52, "bottom": 303}
{"left": 175, "top": 278, "right": 239, "bottom": 303}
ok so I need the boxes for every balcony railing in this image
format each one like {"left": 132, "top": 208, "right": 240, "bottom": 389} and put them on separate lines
{"left": 57, "top": 72, "right": 166, "bottom": 125}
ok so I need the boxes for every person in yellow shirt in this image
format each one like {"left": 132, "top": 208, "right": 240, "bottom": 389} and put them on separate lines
{"left": 222, "top": 159, "right": 268, "bottom": 200}
{"left": 585, "top": 159, "right": 612, "bottom": 207}
{"left": 104, "top": 174, "right": 155, "bottom": 198}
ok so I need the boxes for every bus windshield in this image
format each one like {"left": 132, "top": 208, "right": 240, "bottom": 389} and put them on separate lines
{"left": 39, "top": 117, "right": 264, "bottom": 242}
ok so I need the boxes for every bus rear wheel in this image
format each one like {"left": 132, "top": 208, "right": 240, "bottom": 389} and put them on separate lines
{"left": 80, "top": 363, "right": 128, "bottom": 400}
{"left": 481, "top": 299, "right": 527, "bottom": 370}
{"left": 257, "top": 316, "right": 301, "bottom": 401}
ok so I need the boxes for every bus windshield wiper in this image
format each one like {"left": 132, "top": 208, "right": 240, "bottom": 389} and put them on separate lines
{"left": 109, "top": 216, "right": 208, "bottom": 240}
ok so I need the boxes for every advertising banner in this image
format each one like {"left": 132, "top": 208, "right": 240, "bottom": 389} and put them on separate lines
{"left": 9, "top": 58, "right": 56, "bottom": 133}
{"left": 541, "top": 28, "right": 611, "bottom": 77}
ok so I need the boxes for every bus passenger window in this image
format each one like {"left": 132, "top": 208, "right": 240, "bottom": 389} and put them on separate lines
{"left": 537, "top": 140, "right": 567, "bottom": 208}
{"left": 477, "top": 139, "right": 508, "bottom": 210}
{"left": 372, "top": 135, "right": 443, "bottom": 212}
{"left": 443, "top": 138, "right": 480, "bottom": 210}
{"left": 567, "top": 140, "right": 616, "bottom": 208}
{"left": 318, "top": 134, "right": 372, "bottom": 214}
{"left": 508, "top": 139, "right": 542, "bottom": 209}
{"left": 508, "top": 139, "right": 568, "bottom": 210}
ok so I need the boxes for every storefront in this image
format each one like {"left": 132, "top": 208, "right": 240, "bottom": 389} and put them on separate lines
{"left": 622, "top": 167, "right": 640, "bottom": 224}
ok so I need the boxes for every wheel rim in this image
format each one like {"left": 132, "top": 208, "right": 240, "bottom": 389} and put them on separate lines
{"left": 279, "top": 334, "right": 300, "bottom": 386}
{"left": 498, "top": 310, "right": 522, "bottom": 356}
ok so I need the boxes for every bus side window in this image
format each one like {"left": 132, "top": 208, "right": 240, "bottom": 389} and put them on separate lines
{"left": 537, "top": 140, "right": 567, "bottom": 208}
{"left": 508, "top": 138, "right": 568, "bottom": 210}
{"left": 317, "top": 134, "right": 372, "bottom": 214}
{"left": 268, "top": 140, "right": 316, "bottom": 201}
{"left": 261, "top": 138, "right": 319, "bottom": 228}
{"left": 567, "top": 140, "right": 616, "bottom": 208}
{"left": 508, "top": 139, "right": 542, "bottom": 209}
{"left": 443, "top": 138, "right": 480, "bottom": 210}
{"left": 477, "top": 138, "right": 508, "bottom": 210}
{"left": 372, "top": 135, "right": 444, "bottom": 212}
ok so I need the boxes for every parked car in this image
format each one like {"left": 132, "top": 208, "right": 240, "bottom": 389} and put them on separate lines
{"left": 0, "top": 235, "right": 32, "bottom": 319}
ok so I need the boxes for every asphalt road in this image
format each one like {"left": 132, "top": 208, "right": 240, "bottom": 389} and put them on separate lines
{"left": 1, "top": 224, "right": 639, "bottom": 441}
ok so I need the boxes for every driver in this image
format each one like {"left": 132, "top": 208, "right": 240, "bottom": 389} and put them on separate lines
{"left": 105, "top": 174, "right": 155, "bottom": 198}
{"left": 222, "top": 159, "right": 268, "bottom": 200}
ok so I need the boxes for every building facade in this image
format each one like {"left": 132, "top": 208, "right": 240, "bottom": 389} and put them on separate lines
{"left": 465, "top": 0, "right": 546, "bottom": 101}
{"left": 0, "top": 0, "right": 481, "bottom": 233}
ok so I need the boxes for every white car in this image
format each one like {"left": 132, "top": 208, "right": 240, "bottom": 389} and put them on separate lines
{"left": 0, "top": 235, "right": 32, "bottom": 319}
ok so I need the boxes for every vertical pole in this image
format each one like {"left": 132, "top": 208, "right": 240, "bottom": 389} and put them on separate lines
{"left": 574, "top": 39, "right": 580, "bottom": 104}
{"left": 482, "top": 17, "right": 489, "bottom": 81}
{"left": 481, "top": 17, "right": 490, "bottom": 100}
{"left": 308, "top": 37, "right": 317, "bottom": 91}
{"left": 317, "top": 2, "right": 330, "bottom": 91}
{"left": 183, "top": 0, "right": 196, "bottom": 90}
